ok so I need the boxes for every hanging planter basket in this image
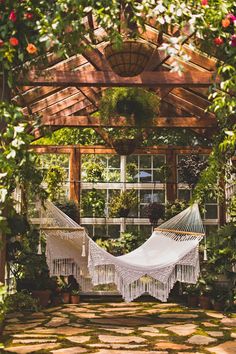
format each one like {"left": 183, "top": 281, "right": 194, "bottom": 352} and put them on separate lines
{"left": 104, "top": 40, "right": 155, "bottom": 77}
{"left": 113, "top": 138, "right": 138, "bottom": 156}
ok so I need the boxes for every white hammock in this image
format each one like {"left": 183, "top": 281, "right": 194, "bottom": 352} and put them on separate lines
{"left": 41, "top": 201, "right": 204, "bottom": 302}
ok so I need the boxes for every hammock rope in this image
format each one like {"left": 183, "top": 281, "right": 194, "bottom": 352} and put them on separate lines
{"left": 40, "top": 201, "right": 204, "bottom": 302}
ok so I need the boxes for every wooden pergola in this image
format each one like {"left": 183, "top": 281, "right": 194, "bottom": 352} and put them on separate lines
{"left": 14, "top": 19, "right": 221, "bottom": 211}
{"left": 0, "top": 18, "right": 223, "bottom": 283}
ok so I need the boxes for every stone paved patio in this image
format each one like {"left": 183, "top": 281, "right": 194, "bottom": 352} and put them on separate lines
{"left": 0, "top": 301, "right": 236, "bottom": 353}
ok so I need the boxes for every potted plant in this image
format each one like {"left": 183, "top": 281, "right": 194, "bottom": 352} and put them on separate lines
{"left": 104, "top": 39, "right": 155, "bottom": 77}
{"left": 0, "top": 283, "right": 6, "bottom": 335}
{"left": 81, "top": 188, "right": 106, "bottom": 217}
{"left": 211, "top": 284, "right": 229, "bottom": 311}
{"left": 70, "top": 290, "right": 80, "bottom": 304}
{"left": 184, "top": 284, "right": 200, "bottom": 308}
{"left": 109, "top": 189, "right": 138, "bottom": 217}
{"left": 145, "top": 203, "right": 165, "bottom": 227}
{"left": 99, "top": 87, "right": 160, "bottom": 126}
{"left": 178, "top": 154, "right": 208, "bottom": 188}
{"left": 198, "top": 278, "right": 213, "bottom": 310}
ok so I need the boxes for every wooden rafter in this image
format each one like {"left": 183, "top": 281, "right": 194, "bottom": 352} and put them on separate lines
{"left": 40, "top": 115, "right": 217, "bottom": 128}
{"left": 18, "top": 70, "right": 218, "bottom": 88}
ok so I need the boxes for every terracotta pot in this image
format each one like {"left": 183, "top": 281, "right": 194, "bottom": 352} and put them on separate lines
{"left": 70, "top": 295, "right": 80, "bottom": 304}
{"left": 0, "top": 320, "right": 4, "bottom": 335}
{"left": 187, "top": 295, "right": 199, "bottom": 308}
{"left": 32, "top": 290, "right": 51, "bottom": 307}
{"left": 52, "top": 296, "right": 62, "bottom": 307}
{"left": 199, "top": 295, "right": 212, "bottom": 309}
{"left": 62, "top": 292, "right": 70, "bottom": 304}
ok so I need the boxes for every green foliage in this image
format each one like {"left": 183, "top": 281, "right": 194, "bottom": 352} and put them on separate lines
{"left": 193, "top": 149, "right": 225, "bottom": 203}
{"left": 96, "top": 231, "right": 148, "bottom": 256}
{"left": 99, "top": 88, "right": 160, "bottom": 124}
{"left": 164, "top": 199, "right": 188, "bottom": 220}
{"left": 45, "top": 165, "right": 66, "bottom": 202}
{"left": 144, "top": 203, "right": 165, "bottom": 226}
{"left": 82, "top": 159, "right": 104, "bottom": 182}
{"left": 35, "top": 128, "right": 103, "bottom": 146}
{"left": 0, "top": 102, "right": 46, "bottom": 233}
{"left": 81, "top": 189, "right": 106, "bottom": 217}
{"left": 4, "top": 291, "right": 39, "bottom": 313}
{"left": 109, "top": 189, "right": 138, "bottom": 217}
{"left": 0, "top": 283, "right": 7, "bottom": 325}
{"left": 178, "top": 154, "right": 208, "bottom": 188}
{"left": 56, "top": 200, "right": 79, "bottom": 222}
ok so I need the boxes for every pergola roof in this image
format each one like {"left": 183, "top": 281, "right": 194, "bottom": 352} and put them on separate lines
{"left": 13, "top": 20, "right": 219, "bottom": 142}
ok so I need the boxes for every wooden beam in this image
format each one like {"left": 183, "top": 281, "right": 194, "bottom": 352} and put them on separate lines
{"left": 18, "top": 70, "right": 218, "bottom": 88}
{"left": 31, "top": 144, "right": 212, "bottom": 155}
{"left": 69, "top": 148, "right": 81, "bottom": 222}
{"left": 40, "top": 115, "right": 217, "bottom": 128}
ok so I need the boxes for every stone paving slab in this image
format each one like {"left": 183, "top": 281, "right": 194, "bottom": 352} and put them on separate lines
{"left": 50, "top": 347, "right": 88, "bottom": 353}
{"left": 2, "top": 302, "right": 235, "bottom": 354}
{"left": 167, "top": 324, "right": 197, "bottom": 336}
{"left": 67, "top": 335, "right": 91, "bottom": 343}
{"left": 206, "top": 341, "right": 236, "bottom": 354}
{"left": 187, "top": 334, "right": 217, "bottom": 345}
{"left": 155, "top": 342, "right": 192, "bottom": 350}
{"left": 4, "top": 343, "right": 60, "bottom": 353}
{"left": 94, "top": 351, "right": 168, "bottom": 354}
{"left": 98, "top": 334, "right": 146, "bottom": 343}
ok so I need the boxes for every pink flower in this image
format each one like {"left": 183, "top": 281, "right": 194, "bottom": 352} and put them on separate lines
{"left": 230, "top": 34, "right": 236, "bottom": 47}
{"left": 201, "top": 0, "right": 208, "bottom": 6}
{"left": 227, "top": 13, "right": 236, "bottom": 22}
{"left": 9, "top": 10, "right": 17, "bottom": 22}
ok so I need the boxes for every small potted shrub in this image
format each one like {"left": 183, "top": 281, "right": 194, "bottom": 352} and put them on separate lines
{"left": 61, "top": 284, "right": 70, "bottom": 304}
{"left": 109, "top": 189, "right": 138, "bottom": 217}
{"left": 0, "top": 283, "right": 6, "bottom": 335}
{"left": 198, "top": 278, "right": 213, "bottom": 310}
{"left": 145, "top": 203, "right": 165, "bottom": 227}
{"left": 70, "top": 290, "right": 80, "bottom": 304}
{"left": 5, "top": 291, "right": 39, "bottom": 313}
{"left": 184, "top": 284, "right": 200, "bottom": 308}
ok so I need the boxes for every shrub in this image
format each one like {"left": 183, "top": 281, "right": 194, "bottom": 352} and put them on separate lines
{"left": 5, "top": 291, "right": 39, "bottom": 313}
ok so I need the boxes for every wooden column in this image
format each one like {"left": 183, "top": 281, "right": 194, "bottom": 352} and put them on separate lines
{"left": 166, "top": 149, "right": 177, "bottom": 202}
{"left": 69, "top": 147, "right": 81, "bottom": 223}
{"left": 0, "top": 70, "right": 11, "bottom": 283}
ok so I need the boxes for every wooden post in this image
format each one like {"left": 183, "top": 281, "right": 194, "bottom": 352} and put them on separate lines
{"left": 69, "top": 147, "right": 81, "bottom": 223}
{"left": 166, "top": 149, "right": 177, "bottom": 202}
{"left": 0, "top": 69, "right": 11, "bottom": 283}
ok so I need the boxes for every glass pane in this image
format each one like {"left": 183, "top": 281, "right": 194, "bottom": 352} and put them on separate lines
{"left": 107, "top": 225, "right": 121, "bottom": 239}
{"left": 129, "top": 205, "right": 139, "bottom": 217}
{"left": 139, "top": 169, "right": 152, "bottom": 182}
{"left": 140, "top": 225, "right": 152, "bottom": 238}
{"left": 153, "top": 190, "right": 165, "bottom": 203}
{"left": 140, "top": 204, "right": 148, "bottom": 218}
{"left": 126, "top": 162, "right": 138, "bottom": 182}
{"left": 153, "top": 169, "right": 165, "bottom": 183}
{"left": 205, "top": 205, "right": 218, "bottom": 219}
{"left": 140, "top": 190, "right": 152, "bottom": 203}
{"left": 81, "top": 189, "right": 106, "bottom": 217}
{"left": 94, "top": 225, "right": 107, "bottom": 239}
{"left": 178, "top": 189, "right": 191, "bottom": 202}
{"left": 153, "top": 155, "right": 165, "bottom": 168}
{"left": 108, "top": 155, "right": 120, "bottom": 168}
{"left": 106, "top": 169, "right": 120, "bottom": 182}
{"left": 82, "top": 224, "right": 93, "bottom": 237}
{"left": 126, "top": 155, "right": 138, "bottom": 164}
{"left": 126, "top": 225, "right": 139, "bottom": 234}
{"left": 140, "top": 155, "right": 151, "bottom": 168}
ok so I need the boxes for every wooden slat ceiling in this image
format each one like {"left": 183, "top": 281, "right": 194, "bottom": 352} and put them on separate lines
{"left": 14, "top": 18, "right": 220, "bottom": 140}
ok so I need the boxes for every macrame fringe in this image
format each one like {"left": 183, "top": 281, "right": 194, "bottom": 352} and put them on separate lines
{"left": 88, "top": 246, "right": 200, "bottom": 302}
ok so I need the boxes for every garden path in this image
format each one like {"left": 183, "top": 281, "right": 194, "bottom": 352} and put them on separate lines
{"left": 1, "top": 301, "right": 236, "bottom": 354}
